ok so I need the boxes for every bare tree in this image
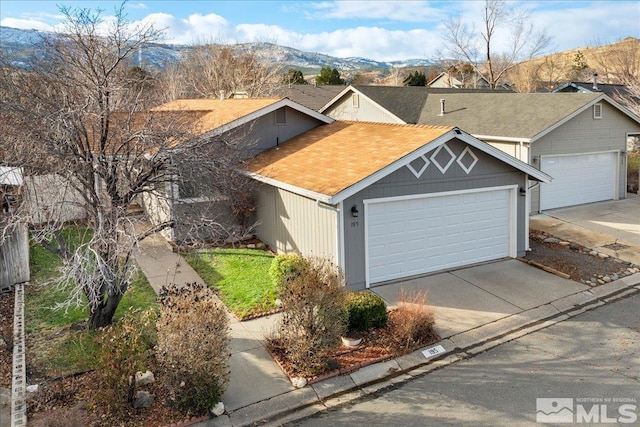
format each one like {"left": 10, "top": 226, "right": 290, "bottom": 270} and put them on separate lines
{"left": 158, "top": 43, "right": 282, "bottom": 101}
{"left": 442, "top": 0, "right": 552, "bottom": 89}
{"left": 589, "top": 37, "right": 640, "bottom": 85}
{"left": 0, "top": 5, "right": 254, "bottom": 328}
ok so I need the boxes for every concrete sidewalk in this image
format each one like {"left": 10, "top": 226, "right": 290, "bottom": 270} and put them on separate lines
{"left": 134, "top": 234, "right": 640, "bottom": 427}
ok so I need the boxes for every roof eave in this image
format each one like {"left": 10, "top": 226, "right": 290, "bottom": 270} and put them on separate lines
{"left": 246, "top": 172, "right": 332, "bottom": 204}
{"left": 199, "top": 98, "right": 335, "bottom": 138}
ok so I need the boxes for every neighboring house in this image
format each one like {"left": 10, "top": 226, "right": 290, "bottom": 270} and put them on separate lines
{"left": 321, "top": 86, "right": 640, "bottom": 212}
{"left": 552, "top": 79, "right": 639, "bottom": 115}
{"left": 272, "top": 84, "right": 346, "bottom": 111}
{"left": 245, "top": 121, "right": 550, "bottom": 290}
{"left": 428, "top": 72, "right": 464, "bottom": 88}
{"left": 552, "top": 80, "right": 630, "bottom": 98}
{"left": 428, "top": 72, "right": 491, "bottom": 89}
{"left": 143, "top": 97, "right": 333, "bottom": 242}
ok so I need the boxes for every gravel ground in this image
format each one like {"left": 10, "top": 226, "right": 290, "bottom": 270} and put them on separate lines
{"left": 525, "top": 231, "right": 640, "bottom": 285}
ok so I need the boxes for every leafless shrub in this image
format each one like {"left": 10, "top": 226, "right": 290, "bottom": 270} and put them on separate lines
{"left": 156, "top": 283, "right": 230, "bottom": 415}
{"left": 388, "top": 288, "right": 437, "bottom": 353}
{"left": 94, "top": 308, "right": 158, "bottom": 408}
{"left": 267, "top": 257, "right": 347, "bottom": 376}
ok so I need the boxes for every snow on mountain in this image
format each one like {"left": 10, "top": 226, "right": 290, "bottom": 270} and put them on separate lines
{"left": 0, "top": 26, "right": 434, "bottom": 72}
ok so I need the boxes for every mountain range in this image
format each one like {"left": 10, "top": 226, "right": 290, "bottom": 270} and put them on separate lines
{"left": 0, "top": 26, "right": 434, "bottom": 72}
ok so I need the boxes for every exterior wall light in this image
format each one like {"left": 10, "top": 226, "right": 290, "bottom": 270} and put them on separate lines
{"left": 520, "top": 187, "right": 527, "bottom": 196}
{"left": 351, "top": 205, "right": 359, "bottom": 217}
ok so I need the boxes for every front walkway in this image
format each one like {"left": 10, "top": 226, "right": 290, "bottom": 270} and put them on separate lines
{"left": 134, "top": 232, "right": 294, "bottom": 411}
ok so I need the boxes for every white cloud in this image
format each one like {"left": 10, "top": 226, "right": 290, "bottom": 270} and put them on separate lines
{"left": 128, "top": 2, "right": 148, "bottom": 10}
{"left": 137, "top": 12, "right": 232, "bottom": 44}
{"left": 0, "top": 17, "right": 54, "bottom": 32}
{"left": 236, "top": 24, "right": 443, "bottom": 61}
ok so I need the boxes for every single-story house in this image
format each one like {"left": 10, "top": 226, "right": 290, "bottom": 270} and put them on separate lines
{"left": 245, "top": 121, "right": 550, "bottom": 290}
{"left": 142, "top": 97, "right": 333, "bottom": 242}
{"left": 320, "top": 86, "right": 640, "bottom": 212}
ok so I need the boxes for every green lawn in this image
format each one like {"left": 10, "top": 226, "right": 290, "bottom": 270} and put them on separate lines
{"left": 184, "top": 248, "right": 276, "bottom": 319}
{"left": 26, "top": 226, "right": 158, "bottom": 376}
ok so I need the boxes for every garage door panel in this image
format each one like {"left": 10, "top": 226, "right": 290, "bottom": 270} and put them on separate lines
{"left": 541, "top": 153, "right": 615, "bottom": 210}
{"left": 367, "top": 189, "right": 512, "bottom": 285}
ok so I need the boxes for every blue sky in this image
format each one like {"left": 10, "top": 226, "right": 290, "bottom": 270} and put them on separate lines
{"left": 1, "top": 1, "right": 639, "bottom": 61}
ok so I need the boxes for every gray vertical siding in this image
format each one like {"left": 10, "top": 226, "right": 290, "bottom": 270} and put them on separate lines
{"left": 530, "top": 102, "right": 640, "bottom": 212}
{"left": 0, "top": 224, "right": 30, "bottom": 289}
{"left": 323, "top": 93, "right": 404, "bottom": 123}
{"left": 342, "top": 139, "right": 528, "bottom": 290}
{"left": 255, "top": 185, "right": 338, "bottom": 261}
{"left": 238, "top": 107, "right": 328, "bottom": 157}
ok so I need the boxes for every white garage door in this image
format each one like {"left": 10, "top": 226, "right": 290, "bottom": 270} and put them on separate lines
{"left": 540, "top": 152, "right": 616, "bottom": 210}
{"left": 366, "top": 187, "right": 514, "bottom": 286}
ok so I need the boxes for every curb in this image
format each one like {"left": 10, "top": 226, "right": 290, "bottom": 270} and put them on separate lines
{"left": 11, "top": 283, "right": 26, "bottom": 427}
{"left": 197, "top": 273, "right": 640, "bottom": 427}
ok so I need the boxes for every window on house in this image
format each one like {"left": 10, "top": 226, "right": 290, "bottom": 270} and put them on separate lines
{"left": 275, "top": 107, "right": 286, "bottom": 124}
{"left": 352, "top": 93, "right": 359, "bottom": 108}
{"left": 593, "top": 103, "right": 602, "bottom": 119}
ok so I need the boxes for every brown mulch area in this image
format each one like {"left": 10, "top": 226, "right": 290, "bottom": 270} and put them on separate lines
{"left": 268, "top": 309, "right": 441, "bottom": 382}
{"left": 524, "top": 230, "right": 639, "bottom": 284}
{"left": 26, "top": 371, "right": 188, "bottom": 427}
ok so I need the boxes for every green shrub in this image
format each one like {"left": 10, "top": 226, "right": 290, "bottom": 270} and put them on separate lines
{"left": 268, "top": 253, "right": 308, "bottom": 287}
{"left": 94, "top": 308, "right": 158, "bottom": 407}
{"left": 345, "top": 292, "right": 388, "bottom": 331}
{"left": 156, "top": 283, "right": 230, "bottom": 416}
{"left": 267, "top": 257, "right": 347, "bottom": 376}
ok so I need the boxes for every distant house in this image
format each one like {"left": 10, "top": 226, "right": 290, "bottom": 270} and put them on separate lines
{"left": 552, "top": 78, "right": 638, "bottom": 113}
{"left": 321, "top": 86, "right": 640, "bottom": 213}
{"left": 428, "top": 71, "right": 493, "bottom": 89}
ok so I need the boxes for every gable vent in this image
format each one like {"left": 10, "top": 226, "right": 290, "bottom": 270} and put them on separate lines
{"left": 275, "top": 107, "right": 287, "bottom": 124}
{"left": 593, "top": 103, "right": 602, "bottom": 119}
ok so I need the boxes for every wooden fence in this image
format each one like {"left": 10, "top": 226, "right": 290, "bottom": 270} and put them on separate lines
{"left": 0, "top": 224, "right": 30, "bottom": 290}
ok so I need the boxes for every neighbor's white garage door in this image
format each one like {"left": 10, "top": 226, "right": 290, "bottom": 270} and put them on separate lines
{"left": 366, "top": 188, "right": 513, "bottom": 286}
{"left": 540, "top": 152, "right": 616, "bottom": 210}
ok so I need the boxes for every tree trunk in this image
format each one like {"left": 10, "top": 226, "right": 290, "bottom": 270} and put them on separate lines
{"left": 87, "top": 291, "right": 124, "bottom": 329}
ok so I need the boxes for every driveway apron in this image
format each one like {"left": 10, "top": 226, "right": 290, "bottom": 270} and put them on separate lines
{"left": 371, "top": 259, "right": 589, "bottom": 339}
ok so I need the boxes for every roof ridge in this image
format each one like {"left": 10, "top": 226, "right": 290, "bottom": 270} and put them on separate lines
{"left": 338, "top": 120, "right": 453, "bottom": 130}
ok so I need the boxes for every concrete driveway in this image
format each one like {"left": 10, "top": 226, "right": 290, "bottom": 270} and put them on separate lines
{"left": 371, "top": 259, "right": 588, "bottom": 339}
{"left": 530, "top": 196, "right": 640, "bottom": 265}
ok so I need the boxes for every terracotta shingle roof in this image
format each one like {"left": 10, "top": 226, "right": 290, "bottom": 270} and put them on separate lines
{"left": 152, "top": 98, "right": 284, "bottom": 134}
{"left": 245, "top": 121, "right": 453, "bottom": 197}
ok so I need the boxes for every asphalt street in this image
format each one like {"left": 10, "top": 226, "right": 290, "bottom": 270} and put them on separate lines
{"left": 289, "top": 293, "right": 640, "bottom": 427}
